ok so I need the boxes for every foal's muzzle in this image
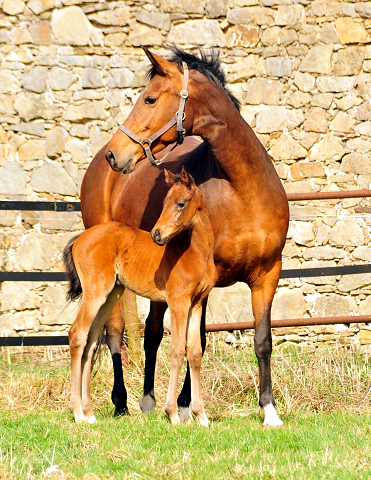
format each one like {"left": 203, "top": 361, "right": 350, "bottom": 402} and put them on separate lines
{"left": 151, "top": 228, "right": 167, "bottom": 246}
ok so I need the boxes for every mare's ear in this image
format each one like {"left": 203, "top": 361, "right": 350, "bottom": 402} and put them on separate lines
{"left": 143, "top": 47, "right": 172, "bottom": 76}
{"left": 164, "top": 168, "right": 176, "bottom": 186}
{"left": 180, "top": 166, "right": 195, "bottom": 188}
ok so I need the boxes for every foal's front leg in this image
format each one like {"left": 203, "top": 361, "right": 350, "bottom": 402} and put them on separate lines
{"left": 165, "top": 303, "right": 189, "bottom": 425}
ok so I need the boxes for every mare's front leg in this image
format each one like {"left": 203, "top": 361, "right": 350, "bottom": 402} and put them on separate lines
{"left": 140, "top": 301, "right": 167, "bottom": 413}
{"left": 177, "top": 296, "right": 208, "bottom": 422}
{"left": 250, "top": 261, "right": 283, "bottom": 427}
{"left": 105, "top": 294, "right": 128, "bottom": 416}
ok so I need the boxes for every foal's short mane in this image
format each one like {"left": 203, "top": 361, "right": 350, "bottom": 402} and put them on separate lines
{"left": 148, "top": 46, "right": 241, "bottom": 112}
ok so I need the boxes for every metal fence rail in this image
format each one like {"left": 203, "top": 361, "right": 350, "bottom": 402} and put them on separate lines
{"left": 0, "top": 192, "right": 370, "bottom": 346}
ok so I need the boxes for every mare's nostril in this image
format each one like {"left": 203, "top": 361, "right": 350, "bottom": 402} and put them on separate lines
{"left": 106, "top": 149, "right": 116, "bottom": 166}
{"left": 151, "top": 228, "right": 161, "bottom": 244}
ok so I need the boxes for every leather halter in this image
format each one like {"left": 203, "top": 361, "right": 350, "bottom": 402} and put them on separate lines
{"left": 118, "top": 62, "right": 189, "bottom": 167}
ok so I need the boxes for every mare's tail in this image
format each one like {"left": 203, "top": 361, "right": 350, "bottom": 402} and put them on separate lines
{"left": 63, "top": 235, "right": 83, "bottom": 301}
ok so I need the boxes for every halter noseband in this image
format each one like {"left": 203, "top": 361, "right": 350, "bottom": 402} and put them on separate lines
{"left": 118, "top": 62, "right": 189, "bottom": 167}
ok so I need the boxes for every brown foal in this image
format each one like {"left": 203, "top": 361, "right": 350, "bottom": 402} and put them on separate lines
{"left": 64, "top": 168, "right": 217, "bottom": 425}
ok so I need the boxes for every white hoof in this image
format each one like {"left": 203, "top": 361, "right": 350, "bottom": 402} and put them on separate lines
{"left": 86, "top": 415, "right": 97, "bottom": 424}
{"left": 179, "top": 407, "right": 193, "bottom": 423}
{"left": 197, "top": 413, "right": 209, "bottom": 427}
{"left": 263, "top": 404, "right": 283, "bottom": 427}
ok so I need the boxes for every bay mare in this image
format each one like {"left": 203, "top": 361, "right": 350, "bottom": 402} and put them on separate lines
{"left": 64, "top": 168, "right": 217, "bottom": 425}
{"left": 81, "top": 47, "right": 289, "bottom": 426}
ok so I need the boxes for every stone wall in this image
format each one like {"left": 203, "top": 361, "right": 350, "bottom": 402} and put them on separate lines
{"left": 1, "top": 0, "right": 371, "bottom": 347}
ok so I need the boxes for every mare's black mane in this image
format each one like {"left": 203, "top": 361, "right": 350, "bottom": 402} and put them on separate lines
{"left": 148, "top": 46, "right": 241, "bottom": 112}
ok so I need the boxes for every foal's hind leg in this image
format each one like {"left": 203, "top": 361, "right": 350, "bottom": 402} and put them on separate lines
{"left": 178, "top": 296, "right": 208, "bottom": 423}
{"left": 105, "top": 296, "right": 129, "bottom": 416}
{"left": 140, "top": 301, "right": 167, "bottom": 414}
{"left": 250, "top": 262, "right": 283, "bottom": 427}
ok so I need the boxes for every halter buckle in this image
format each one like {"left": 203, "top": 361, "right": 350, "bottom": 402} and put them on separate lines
{"left": 180, "top": 89, "right": 188, "bottom": 99}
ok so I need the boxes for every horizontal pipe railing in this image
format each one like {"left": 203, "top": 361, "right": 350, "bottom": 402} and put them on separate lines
{"left": 286, "top": 189, "right": 371, "bottom": 201}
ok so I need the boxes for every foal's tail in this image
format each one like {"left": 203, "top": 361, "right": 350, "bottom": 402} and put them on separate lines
{"left": 63, "top": 235, "right": 82, "bottom": 301}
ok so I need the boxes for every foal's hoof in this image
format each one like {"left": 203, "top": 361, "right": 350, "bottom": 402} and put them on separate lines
{"left": 86, "top": 415, "right": 97, "bottom": 424}
{"left": 114, "top": 406, "right": 130, "bottom": 417}
{"left": 196, "top": 413, "right": 209, "bottom": 427}
{"left": 179, "top": 407, "right": 192, "bottom": 424}
{"left": 140, "top": 394, "right": 156, "bottom": 414}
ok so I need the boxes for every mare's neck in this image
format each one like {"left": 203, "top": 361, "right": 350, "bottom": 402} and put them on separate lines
{"left": 190, "top": 81, "right": 272, "bottom": 193}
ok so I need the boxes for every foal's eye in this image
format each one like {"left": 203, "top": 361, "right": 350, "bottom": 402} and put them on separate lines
{"left": 177, "top": 201, "right": 186, "bottom": 209}
{"left": 144, "top": 96, "right": 157, "bottom": 105}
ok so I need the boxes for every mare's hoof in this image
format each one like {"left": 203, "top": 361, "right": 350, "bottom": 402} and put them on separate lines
{"left": 197, "top": 413, "right": 209, "bottom": 427}
{"left": 179, "top": 407, "right": 192, "bottom": 423}
{"left": 140, "top": 394, "right": 156, "bottom": 414}
{"left": 263, "top": 404, "right": 283, "bottom": 427}
{"left": 114, "top": 406, "right": 130, "bottom": 417}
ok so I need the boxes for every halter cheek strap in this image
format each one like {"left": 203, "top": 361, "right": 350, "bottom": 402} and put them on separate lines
{"left": 118, "top": 62, "right": 189, "bottom": 167}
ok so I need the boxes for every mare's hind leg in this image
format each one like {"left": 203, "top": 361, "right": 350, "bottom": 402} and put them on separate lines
{"left": 140, "top": 301, "right": 167, "bottom": 413}
{"left": 105, "top": 295, "right": 129, "bottom": 416}
{"left": 178, "top": 296, "right": 208, "bottom": 423}
{"left": 250, "top": 261, "right": 283, "bottom": 427}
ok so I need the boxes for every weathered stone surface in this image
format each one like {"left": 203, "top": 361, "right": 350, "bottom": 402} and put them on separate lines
{"left": 3, "top": 0, "right": 24, "bottom": 15}
{"left": 266, "top": 57, "right": 291, "bottom": 77}
{"left": 0, "top": 162, "right": 27, "bottom": 195}
{"left": 18, "top": 140, "right": 45, "bottom": 162}
{"left": 0, "top": 95, "right": 15, "bottom": 114}
{"left": 227, "top": 7, "right": 275, "bottom": 25}
{"left": 269, "top": 133, "right": 307, "bottom": 161}
{"left": 41, "top": 285, "right": 76, "bottom": 326}
{"left": 226, "top": 55, "right": 261, "bottom": 82}
{"left": 22, "top": 66, "right": 48, "bottom": 94}
{"left": 312, "top": 294, "right": 356, "bottom": 318}
{"left": 107, "top": 68, "right": 134, "bottom": 88}
{"left": 355, "top": 100, "right": 371, "bottom": 121}
{"left": 256, "top": 106, "right": 304, "bottom": 133}
{"left": 275, "top": 5, "right": 303, "bottom": 26}
{"left": 0, "top": 71, "right": 21, "bottom": 94}
{"left": 303, "top": 107, "right": 328, "bottom": 133}
{"left": 287, "top": 91, "right": 311, "bottom": 108}
{"left": 272, "top": 288, "right": 307, "bottom": 320}
{"left": 68, "top": 138, "right": 89, "bottom": 165}
{"left": 337, "top": 273, "right": 371, "bottom": 293}
{"left": 329, "top": 218, "right": 364, "bottom": 248}
{"left": 208, "top": 283, "right": 253, "bottom": 324}
{"left": 62, "top": 101, "right": 110, "bottom": 121}
{"left": 291, "top": 221, "right": 314, "bottom": 246}
{"left": 316, "top": 76, "right": 352, "bottom": 93}
{"left": 293, "top": 71, "right": 315, "bottom": 93}
{"left": 311, "top": 93, "right": 333, "bottom": 109}
{"left": 334, "top": 47, "right": 364, "bottom": 76}
{"left": 161, "top": 0, "right": 205, "bottom": 14}
{"left": 309, "top": 134, "right": 345, "bottom": 162}
{"left": 0, "top": 282, "right": 39, "bottom": 311}
{"left": 12, "top": 26, "right": 33, "bottom": 45}
{"left": 129, "top": 24, "right": 163, "bottom": 47}
{"left": 245, "top": 78, "right": 282, "bottom": 105}
{"left": 335, "top": 18, "right": 369, "bottom": 45}
{"left": 299, "top": 45, "right": 333, "bottom": 74}
{"left": 359, "top": 330, "right": 371, "bottom": 345}
{"left": 346, "top": 138, "right": 371, "bottom": 155}
{"left": 45, "top": 127, "right": 68, "bottom": 158}
{"left": 28, "top": 0, "right": 55, "bottom": 14}
{"left": 290, "top": 161, "right": 325, "bottom": 179}
{"left": 31, "top": 162, "right": 76, "bottom": 196}
{"left": 226, "top": 25, "right": 259, "bottom": 48}
{"left": 49, "top": 67, "right": 76, "bottom": 90}
{"left": 206, "top": 0, "right": 227, "bottom": 18}
{"left": 357, "top": 296, "right": 371, "bottom": 316}
{"left": 88, "top": 7, "right": 130, "bottom": 26}
{"left": 136, "top": 8, "right": 171, "bottom": 31}
{"left": 51, "top": 7, "right": 92, "bottom": 46}
{"left": 340, "top": 153, "right": 371, "bottom": 175}
{"left": 28, "top": 21, "right": 51, "bottom": 46}
{"left": 9, "top": 121, "right": 46, "bottom": 137}
{"left": 0, "top": 312, "right": 39, "bottom": 335}
{"left": 353, "top": 246, "right": 371, "bottom": 262}
{"left": 329, "top": 112, "right": 354, "bottom": 133}
{"left": 82, "top": 68, "right": 104, "bottom": 88}
{"left": 38, "top": 211, "right": 80, "bottom": 231}
{"left": 14, "top": 232, "right": 58, "bottom": 271}
{"left": 168, "top": 20, "right": 223, "bottom": 46}
{"left": 303, "top": 245, "right": 347, "bottom": 261}
{"left": 261, "top": 26, "right": 297, "bottom": 46}
{"left": 14, "top": 92, "right": 58, "bottom": 122}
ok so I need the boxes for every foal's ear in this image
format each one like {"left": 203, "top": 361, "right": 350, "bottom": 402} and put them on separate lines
{"left": 180, "top": 166, "right": 195, "bottom": 188}
{"left": 143, "top": 47, "right": 172, "bottom": 76}
{"left": 164, "top": 168, "right": 176, "bottom": 186}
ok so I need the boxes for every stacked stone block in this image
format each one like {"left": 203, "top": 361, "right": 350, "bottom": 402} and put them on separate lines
{"left": 0, "top": 0, "right": 371, "bottom": 347}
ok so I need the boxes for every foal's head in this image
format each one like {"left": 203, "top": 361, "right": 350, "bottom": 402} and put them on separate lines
{"left": 151, "top": 167, "right": 202, "bottom": 246}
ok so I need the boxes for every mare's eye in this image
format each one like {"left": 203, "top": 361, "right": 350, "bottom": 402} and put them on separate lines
{"left": 144, "top": 96, "right": 157, "bottom": 105}
{"left": 177, "top": 201, "right": 186, "bottom": 209}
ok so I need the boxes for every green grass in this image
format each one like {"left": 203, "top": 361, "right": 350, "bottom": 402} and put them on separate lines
{"left": 1, "top": 339, "right": 371, "bottom": 479}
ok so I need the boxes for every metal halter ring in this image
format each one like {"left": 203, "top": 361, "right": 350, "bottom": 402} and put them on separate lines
{"left": 180, "top": 89, "right": 188, "bottom": 99}
{"left": 176, "top": 111, "right": 186, "bottom": 121}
